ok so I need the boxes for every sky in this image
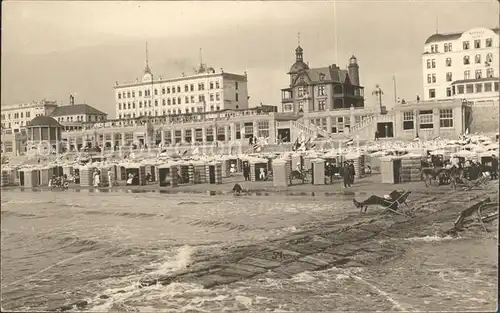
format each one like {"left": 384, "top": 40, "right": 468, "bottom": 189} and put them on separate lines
{"left": 1, "top": 0, "right": 499, "bottom": 117}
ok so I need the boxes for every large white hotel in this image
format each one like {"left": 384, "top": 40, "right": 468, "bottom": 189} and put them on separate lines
{"left": 422, "top": 27, "right": 499, "bottom": 101}
{"left": 113, "top": 60, "right": 249, "bottom": 119}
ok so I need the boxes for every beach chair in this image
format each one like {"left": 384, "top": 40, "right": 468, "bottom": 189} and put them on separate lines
{"left": 377, "top": 191, "right": 413, "bottom": 218}
{"left": 461, "top": 176, "right": 489, "bottom": 191}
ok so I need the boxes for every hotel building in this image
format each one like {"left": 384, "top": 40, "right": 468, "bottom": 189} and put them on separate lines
{"left": 51, "top": 96, "right": 108, "bottom": 132}
{"left": 422, "top": 27, "right": 499, "bottom": 101}
{"left": 113, "top": 60, "right": 249, "bottom": 119}
{"left": 1, "top": 100, "right": 58, "bottom": 133}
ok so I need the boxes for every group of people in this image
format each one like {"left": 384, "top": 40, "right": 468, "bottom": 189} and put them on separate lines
{"left": 422, "top": 154, "right": 499, "bottom": 181}
{"left": 49, "top": 174, "right": 69, "bottom": 189}
{"left": 341, "top": 160, "right": 356, "bottom": 188}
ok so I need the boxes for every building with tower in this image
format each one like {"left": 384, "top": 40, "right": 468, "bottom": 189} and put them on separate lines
{"left": 113, "top": 45, "right": 249, "bottom": 120}
{"left": 280, "top": 43, "right": 367, "bottom": 136}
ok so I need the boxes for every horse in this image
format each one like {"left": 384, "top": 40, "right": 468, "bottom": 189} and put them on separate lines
{"left": 448, "top": 167, "right": 464, "bottom": 189}
{"left": 421, "top": 167, "right": 447, "bottom": 187}
{"left": 289, "top": 169, "right": 308, "bottom": 185}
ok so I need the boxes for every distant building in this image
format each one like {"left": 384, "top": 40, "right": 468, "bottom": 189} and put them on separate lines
{"left": 1, "top": 100, "right": 58, "bottom": 133}
{"left": 50, "top": 96, "right": 108, "bottom": 131}
{"left": 422, "top": 27, "right": 499, "bottom": 101}
{"left": 113, "top": 56, "right": 249, "bottom": 119}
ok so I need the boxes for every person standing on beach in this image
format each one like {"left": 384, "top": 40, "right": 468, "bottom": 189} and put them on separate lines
{"left": 348, "top": 160, "right": 356, "bottom": 185}
{"left": 491, "top": 155, "right": 498, "bottom": 180}
{"left": 342, "top": 162, "right": 351, "bottom": 188}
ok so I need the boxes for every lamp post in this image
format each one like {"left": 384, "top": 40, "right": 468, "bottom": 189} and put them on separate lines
{"left": 372, "top": 84, "right": 384, "bottom": 113}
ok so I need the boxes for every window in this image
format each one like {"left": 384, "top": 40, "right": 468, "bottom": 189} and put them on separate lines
{"left": 297, "top": 86, "right": 305, "bottom": 97}
{"left": 162, "top": 88, "right": 165, "bottom": 94}
{"left": 486, "top": 38, "right": 492, "bottom": 47}
{"left": 432, "top": 74, "right": 436, "bottom": 83}
{"left": 446, "top": 87, "right": 452, "bottom": 97}
{"left": 403, "top": 111, "right": 414, "bottom": 130}
{"left": 190, "top": 95, "right": 195, "bottom": 103}
{"left": 198, "top": 95, "right": 204, "bottom": 102}
{"left": 127, "top": 103, "right": 131, "bottom": 109}
{"left": 199, "top": 83, "right": 204, "bottom": 91}
{"left": 463, "top": 41, "right": 470, "bottom": 50}
{"left": 318, "top": 86, "right": 325, "bottom": 96}
{"left": 173, "top": 98, "right": 176, "bottom": 105}
{"left": 444, "top": 43, "right": 453, "bottom": 52}
{"left": 476, "top": 83, "right": 483, "bottom": 93}
{"left": 464, "top": 70, "right": 470, "bottom": 80}
{"left": 154, "top": 100, "right": 158, "bottom": 106}
{"left": 485, "top": 82, "right": 492, "bottom": 92}
{"left": 118, "top": 103, "right": 122, "bottom": 110}
{"left": 132, "top": 102, "right": 136, "bottom": 109}
{"left": 430, "top": 44, "right": 438, "bottom": 53}
{"left": 127, "top": 92, "right": 131, "bottom": 98}
{"left": 466, "top": 84, "right": 474, "bottom": 93}
{"left": 474, "top": 39, "right": 481, "bottom": 49}
{"left": 318, "top": 100, "right": 326, "bottom": 111}
{"left": 426, "top": 59, "right": 431, "bottom": 69}
{"left": 175, "top": 86, "right": 179, "bottom": 93}
{"left": 446, "top": 72, "right": 452, "bottom": 82}
{"left": 235, "top": 82, "right": 239, "bottom": 90}
{"left": 185, "top": 85, "right": 189, "bottom": 92}
{"left": 167, "top": 87, "right": 171, "bottom": 94}
{"left": 210, "top": 94, "right": 214, "bottom": 101}
{"left": 283, "top": 103, "right": 293, "bottom": 112}
{"left": 216, "top": 81, "right": 220, "bottom": 89}
{"left": 154, "top": 89, "right": 158, "bottom": 96}
{"left": 486, "top": 53, "right": 493, "bottom": 63}
{"left": 185, "top": 96, "right": 189, "bottom": 104}
{"left": 257, "top": 121, "right": 270, "bottom": 138}
{"left": 236, "top": 93, "right": 239, "bottom": 101}
{"left": 463, "top": 56, "right": 470, "bottom": 65}
{"left": 428, "top": 89, "right": 436, "bottom": 99}
{"left": 209, "top": 82, "right": 214, "bottom": 90}
{"left": 427, "top": 74, "right": 432, "bottom": 84}
{"left": 439, "top": 109, "right": 453, "bottom": 128}
{"left": 177, "top": 97, "right": 181, "bottom": 104}
{"left": 475, "top": 54, "right": 481, "bottom": 64}
{"left": 216, "top": 93, "right": 220, "bottom": 101}
{"left": 475, "top": 69, "right": 482, "bottom": 79}
{"left": 495, "top": 82, "right": 499, "bottom": 92}
{"left": 190, "top": 84, "right": 194, "bottom": 92}
{"left": 446, "top": 58, "right": 452, "bottom": 67}
{"left": 118, "top": 93, "right": 122, "bottom": 99}
{"left": 167, "top": 99, "right": 171, "bottom": 105}
{"left": 431, "top": 59, "right": 436, "bottom": 68}
{"left": 486, "top": 70, "right": 494, "bottom": 80}
{"left": 419, "top": 110, "right": 433, "bottom": 129}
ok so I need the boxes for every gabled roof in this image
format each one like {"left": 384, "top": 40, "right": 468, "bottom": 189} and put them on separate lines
{"left": 291, "top": 65, "right": 350, "bottom": 87}
{"left": 50, "top": 104, "right": 107, "bottom": 117}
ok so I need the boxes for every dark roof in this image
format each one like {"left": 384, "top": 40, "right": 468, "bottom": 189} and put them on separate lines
{"left": 27, "top": 116, "right": 62, "bottom": 127}
{"left": 425, "top": 28, "right": 499, "bottom": 44}
{"left": 291, "top": 65, "right": 350, "bottom": 86}
{"left": 451, "top": 77, "right": 499, "bottom": 85}
{"left": 50, "top": 104, "right": 107, "bottom": 117}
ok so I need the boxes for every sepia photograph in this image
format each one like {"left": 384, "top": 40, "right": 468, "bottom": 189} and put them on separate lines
{"left": 1, "top": 0, "right": 499, "bottom": 312}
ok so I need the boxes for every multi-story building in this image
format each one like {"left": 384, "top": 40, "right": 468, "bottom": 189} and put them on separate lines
{"left": 50, "top": 96, "right": 108, "bottom": 131}
{"left": 280, "top": 44, "right": 367, "bottom": 136}
{"left": 113, "top": 60, "right": 249, "bottom": 120}
{"left": 422, "top": 27, "right": 499, "bottom": 101}
{"left": 1, "top": 100, "right": 58, "bottom": 133}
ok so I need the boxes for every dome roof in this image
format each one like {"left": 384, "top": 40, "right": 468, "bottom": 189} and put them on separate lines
{"left": 28, "top": 116, "right": 62, "bottom": 127}
{"left": 289, "top": 61, "right": 309, "bottom": 74}
{"left": 142, "top": 72, "right": 153, "bottom": 82}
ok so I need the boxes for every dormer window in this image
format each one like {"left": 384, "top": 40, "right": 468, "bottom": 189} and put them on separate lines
{"left": 319, "top": 73, "right": 325, "bottom": 81}
{"left": 486, "top": 38, "right": 493, "bottom": 47}
{"left": 474, "top": 39, "right": 481, "bottom": 49}
{"left": 463, "top": 41, "right": 470, "bottom": 50}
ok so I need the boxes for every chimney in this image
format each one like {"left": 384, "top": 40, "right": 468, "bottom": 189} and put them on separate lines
{"left": 69, "top": 94, "right": 75, "bottom": 105}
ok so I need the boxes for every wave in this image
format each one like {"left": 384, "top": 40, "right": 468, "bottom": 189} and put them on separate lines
{"left": 1, "top": 210, "right": 38, "bottom": 218}
{"left": 83, "top": 210, "right": 173, "bottom": 220}
{"left": 3, "top": 199, "right": 56, "bottom": 205}
{"left": 405, "top": 235, "right": 460, "bottom": 242}
{"left": 86, "top": 245, "right": 197, "bottom": 312}
{"left": 184, "top": 218, "right": 254, "bottom": 232}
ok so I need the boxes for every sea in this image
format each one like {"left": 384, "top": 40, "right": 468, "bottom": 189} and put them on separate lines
{"left": 1, "top": 189, "right": 496, "bottom": 312}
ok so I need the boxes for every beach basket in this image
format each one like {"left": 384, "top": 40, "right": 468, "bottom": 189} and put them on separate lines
{"left": 39, "top": 168, "right": 50, "bottom": 186}
{"left": 1, "top": 170, "right": 10, "bottom": 187}
{"left": 205, "top": 163, "right": 222, "bottom": 184}
{"left": 79, "top": 167, "right": 96, "bottom": 187}
{"left": 24, "top": 169, "right": 39, "bottom": 188}
{"left": 272, "top": 159, "right": 289, "bottom": 187}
